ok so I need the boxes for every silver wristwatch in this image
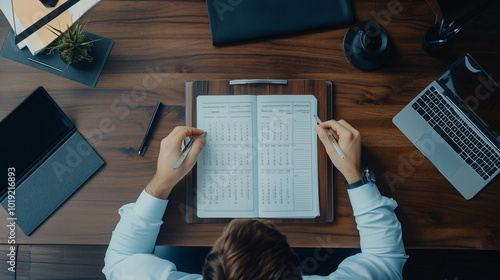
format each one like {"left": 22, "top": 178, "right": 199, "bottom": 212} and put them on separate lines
{"left": 345, "top": 168, "right": 375, "bottom": 189}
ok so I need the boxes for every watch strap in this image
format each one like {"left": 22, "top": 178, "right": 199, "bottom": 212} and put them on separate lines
{"left": 345, "top": 168, "right": 374, "bottom": 189}
{"left": 345, "top": 176, "right": 367, "bottom": 189}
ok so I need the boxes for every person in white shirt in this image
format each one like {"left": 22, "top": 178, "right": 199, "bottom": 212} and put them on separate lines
{"left": 103, "top": 120, "right": 408, "bottom": 280}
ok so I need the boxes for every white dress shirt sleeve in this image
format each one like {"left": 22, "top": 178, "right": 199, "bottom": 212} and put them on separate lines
{"left": 305, "top": 182, "right": 408, "bottom": 280}
{"left": 102, "top": 189, "right": 202, "bottom": 280}
{"left": 104, "top": 183, "right": 407, "bottom": 280}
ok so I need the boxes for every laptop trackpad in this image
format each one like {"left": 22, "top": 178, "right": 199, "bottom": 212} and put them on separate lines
{"left": 415, "top": 129, "right": 463, "bottom": 178}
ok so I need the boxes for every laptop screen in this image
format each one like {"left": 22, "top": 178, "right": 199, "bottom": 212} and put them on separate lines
{"left": 438, "top": 55, "right": 500, "bottom": 142}
{"left": 0, "top": 87, "right": 73, "bottom": 197}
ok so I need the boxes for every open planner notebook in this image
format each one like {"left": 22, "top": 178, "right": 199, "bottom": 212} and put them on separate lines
{"left": 196, "top": 95, "right": 319, "bottom": 218}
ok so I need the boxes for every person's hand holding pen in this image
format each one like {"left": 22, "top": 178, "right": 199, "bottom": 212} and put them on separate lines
{"left": 146, "top": 126, "right": 206, "bottom": 200}
{"left": 315, "top": 119, "right": 363, "bottom": 184}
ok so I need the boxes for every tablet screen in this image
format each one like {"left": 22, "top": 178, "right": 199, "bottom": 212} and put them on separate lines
{"left": 0, "top": 87, "right": 73, "bottom": 197}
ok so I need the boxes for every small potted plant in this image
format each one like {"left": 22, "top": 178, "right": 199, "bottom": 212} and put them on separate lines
{"left": 48, "top": 19, "right": 101, "bottom": 73}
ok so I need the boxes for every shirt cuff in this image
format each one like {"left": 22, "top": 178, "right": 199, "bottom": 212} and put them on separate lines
{"left": 347, "top": 182, "right": 383, "bottom": 214}
{"left": 133, "top": 189, "right": 169, "bottom": 221}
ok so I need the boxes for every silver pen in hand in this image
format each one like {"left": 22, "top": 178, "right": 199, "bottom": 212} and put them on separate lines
{"left": 173, "top": 132, "right": 207, "bottom": 170}
{"left": 314, "top": 115, "right": 345, "bottom": 159}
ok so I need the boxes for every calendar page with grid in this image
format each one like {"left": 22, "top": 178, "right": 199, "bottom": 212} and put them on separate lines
{"left": 196, "top": 95, "right": 319, "bottom": 218}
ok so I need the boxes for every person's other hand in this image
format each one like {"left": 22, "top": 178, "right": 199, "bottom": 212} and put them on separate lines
{"left": 146, "top": 126, "right": 206, "bottom": 199}
{"left": 315, "top": 120, "right": 363, "bottom": 184}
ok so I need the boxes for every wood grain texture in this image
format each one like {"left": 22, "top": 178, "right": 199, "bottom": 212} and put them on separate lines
{"left": 0, "top": 0, "right": 499, "bottom": 249}
{"left": 0, "top": 245, "right": 106, "bottom": 280}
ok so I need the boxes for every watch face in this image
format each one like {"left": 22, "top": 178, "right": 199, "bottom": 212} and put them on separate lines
{"left": 366, "top": 168, "right": 376, "bottom": 183}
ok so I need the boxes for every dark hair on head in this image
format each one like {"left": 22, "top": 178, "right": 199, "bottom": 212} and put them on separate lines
{"left": 202, "top": 219, "right": 302, "bottom": 280}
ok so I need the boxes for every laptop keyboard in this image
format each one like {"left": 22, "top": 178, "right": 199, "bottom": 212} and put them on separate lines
{"left": 412, "top": 86, "right": 500, "bottom": 181}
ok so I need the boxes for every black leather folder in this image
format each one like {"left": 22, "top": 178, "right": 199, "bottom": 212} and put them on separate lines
{"left": 0, "top": 87, "right": 104, "bottom": 236}
{"left": 206, "top": 0, "right": 354, "bottom": 44}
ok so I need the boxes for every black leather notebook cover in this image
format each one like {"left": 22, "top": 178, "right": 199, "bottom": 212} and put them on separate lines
{"left": 0, "top": 87, "right": 104, "bottom": 236}
{"left": 206, "top": 0, "right": 354, "bottom": 44}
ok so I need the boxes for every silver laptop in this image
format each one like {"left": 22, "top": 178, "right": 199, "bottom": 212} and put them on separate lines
{"left": 393, "top": 54, "right": 500, "bottom": 200}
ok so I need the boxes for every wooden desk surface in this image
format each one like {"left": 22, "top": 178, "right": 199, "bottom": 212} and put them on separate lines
{"left": 1, "top": 0, "right": 499, "bottom": 249}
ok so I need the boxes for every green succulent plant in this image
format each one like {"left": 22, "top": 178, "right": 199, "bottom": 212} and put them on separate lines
{"left": 48, "top": 19, "right": 101, "bottom": 73}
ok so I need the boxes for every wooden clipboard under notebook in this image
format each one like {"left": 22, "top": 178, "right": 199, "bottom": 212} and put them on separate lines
{"left": 185, "top": 79, "right": 334, "bottom": 224}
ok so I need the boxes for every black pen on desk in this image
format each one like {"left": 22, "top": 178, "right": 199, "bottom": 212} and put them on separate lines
{"left": 138, "top": 101, "right": 162, "bottom": 156}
